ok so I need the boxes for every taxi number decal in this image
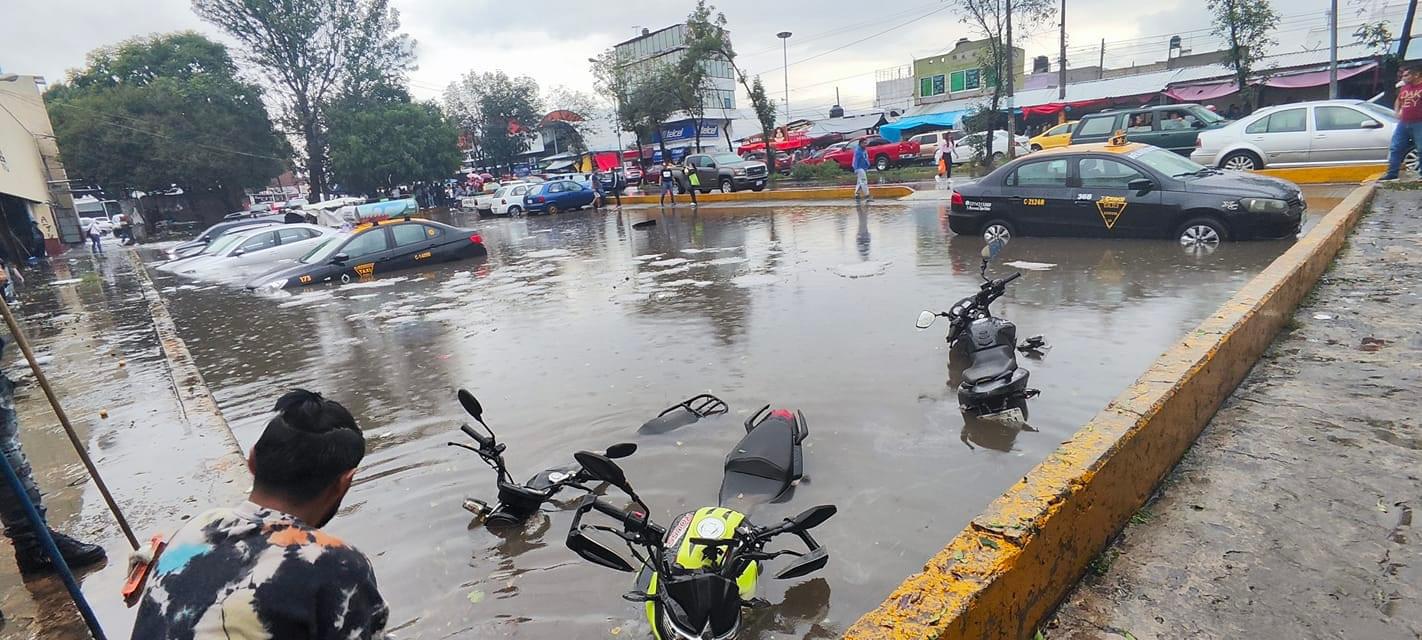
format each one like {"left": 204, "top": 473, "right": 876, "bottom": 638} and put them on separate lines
{"left": 1096, "top": 196, "right": 1128, "bottom": 230}
{"left": 354, "top": 262, "right": 376, "bottom": 277}
{"left": 298, "top": 275, "right": 313, "bottom": 284}
{"left": 414, "top": 251, "right": 432, "bottom": 261}
{"left": 1023, "top": 198, "right": 1046, "bottom": 206}
{"left": 965, "top": 201, "right": 992, "bottom": 212}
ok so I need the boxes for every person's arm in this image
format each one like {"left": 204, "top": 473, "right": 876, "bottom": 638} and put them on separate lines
{"left": 315, "top": 551, "right": 389, "bottom": 640}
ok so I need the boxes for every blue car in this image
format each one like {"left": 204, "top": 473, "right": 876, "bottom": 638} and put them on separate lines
{"left": 523, "top": 179, "right": 596, "bottom": 215}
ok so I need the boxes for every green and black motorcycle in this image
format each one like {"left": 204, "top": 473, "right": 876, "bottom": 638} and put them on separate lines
{"left": 565, "top": 442, "right": 835, "bottom": 640}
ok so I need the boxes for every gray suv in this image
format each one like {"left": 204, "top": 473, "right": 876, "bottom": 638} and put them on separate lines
{"left": 683, "top": 153, "right": 769, "bottom": 193}
{"left": 1070, "top": 104, "right": 1230, "bottom": 156}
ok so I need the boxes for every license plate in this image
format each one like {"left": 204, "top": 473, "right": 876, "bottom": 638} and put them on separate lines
{"left": 755, "top": 180, "right": 765, "bottom": 187}
{"left": 980, "top": 407, "right": 1026, "bottom": 425}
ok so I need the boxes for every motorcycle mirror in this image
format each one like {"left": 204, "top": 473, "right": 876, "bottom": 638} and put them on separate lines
{"left": 790, "top": 505, "right": 837, "bottom": 531}
{"left": 604, "top": 443, "right": 637, "bottom": 459}
{"left": 915, "top": 311, "right": 937, "bottom": 329}
{"left": 775, "top": 547, "right": 829, "bottom": 580}
{"left": 457, "top": 389, "right": 485, "bottom": 423}
{"left": 575, "top": 451, "right": 631, "bottom": 492}
{"left": 567, "top": 528, "right": 635, "bottom": 572}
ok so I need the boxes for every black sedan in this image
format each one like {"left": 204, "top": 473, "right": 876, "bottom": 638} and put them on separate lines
{"left": 246, "top": 218, "right": 487, "bottom": 290}
{"left": 948, "top": 142, "right": 1306, "bottom": 247}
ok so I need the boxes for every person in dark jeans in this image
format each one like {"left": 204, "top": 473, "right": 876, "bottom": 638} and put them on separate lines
{"left": 1383, "top": 63, "right": 1422, "bottom": 180}
{"left": 0, "top": 337, "right": 107, "bottom": 578}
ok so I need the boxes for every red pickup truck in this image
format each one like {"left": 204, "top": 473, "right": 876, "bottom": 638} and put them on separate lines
{"left": 811, "top": 136, "right": 921, "bottom": 171}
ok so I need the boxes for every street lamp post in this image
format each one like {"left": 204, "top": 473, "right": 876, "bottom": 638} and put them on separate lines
{"left": 777, "top": 31, "right": 793, "bottom": 123}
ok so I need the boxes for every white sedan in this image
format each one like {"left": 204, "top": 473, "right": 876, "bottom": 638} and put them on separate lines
{"left": 489, "top": 183, "right": 534, "bottom": 215}
{"left": 1192, "top": 99, "right": 1418, "bottom": 171}
{"left": 953, "top": 130, "right": 1033, "bottom": 163}
{"left": 475, "top": 181, "right": 528, "bottom": 212}
{"left": 170, "top": 224, "right": 334, "bottom": 282}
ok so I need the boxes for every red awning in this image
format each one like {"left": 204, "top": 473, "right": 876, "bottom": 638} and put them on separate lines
{"left": 1264, "top": 62, "right": 1378, "bottom": 88}
{"left": 738, "top": 136, "right": 812, "bottom": 154}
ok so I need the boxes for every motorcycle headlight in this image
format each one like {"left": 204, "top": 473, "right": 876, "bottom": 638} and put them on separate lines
{"left": 661, "top": 609, "right": 737, "bottom": 640}
{"left": 1239, "top": 197, "right": 1288, "bottom": 213}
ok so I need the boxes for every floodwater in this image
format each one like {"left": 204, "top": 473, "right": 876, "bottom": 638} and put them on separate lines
{"left": 149, "top": 200, "right": 1301, "bottom": 638}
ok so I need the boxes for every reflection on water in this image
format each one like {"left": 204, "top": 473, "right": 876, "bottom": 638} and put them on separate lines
{"left": 154, "top": 202, "right": 1292, "bottom": 637}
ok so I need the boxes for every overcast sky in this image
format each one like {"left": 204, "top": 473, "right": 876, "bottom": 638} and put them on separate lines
{"left": 2, "top": 0, "right": 1399, "bottom": 118}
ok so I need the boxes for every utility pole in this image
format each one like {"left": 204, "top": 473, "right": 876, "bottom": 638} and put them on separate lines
{"left": 1400, "top": 0, "right": 1418, "bottom": 64}
{"left": 1058, "top": 0, "right": 1067, "bottom": 101}
{"left": 1328, "top": 0, "right": 1339, "bottom": 99}
{"left": 778, "top": 31, "right": 793, "bottom": 123}
{"left": 1099, "top": 39, "right": 1105, "bottom": 79}
{"left": 1006, "top": 0, "right": 1016, "bottom": 158}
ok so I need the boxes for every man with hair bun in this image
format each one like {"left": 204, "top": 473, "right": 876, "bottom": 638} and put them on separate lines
{"left": 132, "top": 389, "right": 388, "bottom": 640}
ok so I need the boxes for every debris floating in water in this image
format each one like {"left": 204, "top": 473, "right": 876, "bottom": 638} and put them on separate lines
{"left": 1003, "top": 260, "right": 1056, "bottom": 271}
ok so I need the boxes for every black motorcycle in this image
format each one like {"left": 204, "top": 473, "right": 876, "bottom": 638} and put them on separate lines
{"left": 449, "top": 389, "right": 636, "bottom": 527}
{"left": 917, "top": 241, "right": 1039, "bottom": 416}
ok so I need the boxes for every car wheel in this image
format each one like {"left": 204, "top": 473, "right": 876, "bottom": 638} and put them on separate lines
{"left": 547, "top": 204, "right": 561, "bottom": 215}
{"left": 875, "top": 155, "right": 890, "bottom": 171}
{"left": 1405, "top": 149, "right": 1419, "bottom": 175}
{"left": 981, "top": 219, "right": 1014, "bottom": 244}
{"left": 508, "top": 205, "right": 522, "bottom": 215}
{"left": 720, "top": 179, "right": 735, "bottom": 193}
{"left": 1219, "top": 150, "right": 1261, "bottom": 171}
{"left": 1177, "top": 217, "right": 1228, "bottom": 248}
{"left": 991, "top": 151, "right": 1005, "bottom": 163}
{"left": 1030, "top": 144, "right": 1043, "bottom": 152}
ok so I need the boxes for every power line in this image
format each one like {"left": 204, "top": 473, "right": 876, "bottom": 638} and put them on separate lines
{"left": 746, "top": 4, "right": 953, "bottom": 81}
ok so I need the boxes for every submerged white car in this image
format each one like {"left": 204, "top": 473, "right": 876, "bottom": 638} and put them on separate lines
{"left": 171, "top": 224, "right": 334, "bottom": 281}
{"left": 489, "top": 184, "right": 534, "bottom": 215}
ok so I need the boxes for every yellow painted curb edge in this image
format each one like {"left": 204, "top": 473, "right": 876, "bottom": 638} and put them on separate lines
{"left": 1255, "top": 164, "right": 1385, "bottom": 184}
{"left": 842, "top": 183, "right": 1378, "bottom": 640}
{"left": 615, "top": 185, "right": 913, "bottom": 205}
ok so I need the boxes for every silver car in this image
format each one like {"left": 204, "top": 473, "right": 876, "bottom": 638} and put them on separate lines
{"left": 1192, "top": 99, "right": 1418, "bottom": 171}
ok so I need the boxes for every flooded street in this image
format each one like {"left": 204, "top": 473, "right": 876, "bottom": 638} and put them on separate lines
{"left": 147, "top": 199, "right": 1300, "bottom": 638}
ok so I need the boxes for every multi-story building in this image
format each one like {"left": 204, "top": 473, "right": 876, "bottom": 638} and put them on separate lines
{"left": 612, "top": 25, "right": 740, "bottom": 162}
{"left": 0, "top": 73, "right": 80, "bottom": 256}
{"left": 913, "top": 38, "right": 1025, "bottom": 106}
{"left": 874, "top": 65, "right": 915, "bottom": 115}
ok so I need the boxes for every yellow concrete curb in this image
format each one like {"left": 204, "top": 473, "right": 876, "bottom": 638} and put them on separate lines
{"left": 1255, "top": 164, "right": 1385, "bottom": 184}
{"left": 842, "top": 183, "right": 1378, "bottom": 640}
{"left": 614, "top": 185, "right": 914, "bottom": 205}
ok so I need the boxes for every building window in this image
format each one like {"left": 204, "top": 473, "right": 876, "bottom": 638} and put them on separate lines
{"left": 949, "top": 68, "right": 982, "bottom": 93}
{"left": 932, "top": 74, "right": 945, "bottom": 95}
{"left": 920, "top": 77, "right": 932, "bottom": 97}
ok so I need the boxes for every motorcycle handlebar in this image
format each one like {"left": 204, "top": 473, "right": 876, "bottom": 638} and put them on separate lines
{"left": 461, "top": 424, "right": 493, "bottom": 449}
{"left": 590, "top": 498, "right": 664, "bottom": 539}
{"left": 1001, "top": 272, "right": 1021, "bottom": 285}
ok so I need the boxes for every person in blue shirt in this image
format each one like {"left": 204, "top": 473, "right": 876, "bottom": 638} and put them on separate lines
{"left": 852, "top": 139, "right": 872, "bottom": 200}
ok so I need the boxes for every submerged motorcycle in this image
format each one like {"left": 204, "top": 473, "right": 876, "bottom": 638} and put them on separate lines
{"left": 565, "top": 448, "right": 834, "bottom": 640}
{"left": 917, "top": 241, "right": 1040, "bottom": 416}
{"left": 449, "top": 389, "right": 637, "bottom": 527}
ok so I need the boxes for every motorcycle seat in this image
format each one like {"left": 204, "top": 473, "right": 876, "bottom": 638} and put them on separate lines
{"left": 719, "top": 412, "right": 801, "bottom": 505}
{"left": 963, "top": 345, "right": 1017, "bottom": 384}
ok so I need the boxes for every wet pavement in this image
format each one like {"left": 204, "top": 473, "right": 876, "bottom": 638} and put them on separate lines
{"left": 135, "top": 197, "right": 1307, "bottom": 639}
{"left": 1046, "top": 186, "right": 1421, "bottom": 639}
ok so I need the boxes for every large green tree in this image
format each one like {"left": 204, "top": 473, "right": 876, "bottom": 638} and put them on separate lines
{"left": 1208, "top": 0, "right": 1280, "bottom": 110}
{"left": 326, "top": 88, "right": 460, "bottom": 196}
{"left": 443, "top": 71, "right": 542, "bottom": 173}
{"left": 45, "top": 32, "right": 287, "bottom": 210}
{"left": 192, "top": 0, "right": 415, "bottom": 201}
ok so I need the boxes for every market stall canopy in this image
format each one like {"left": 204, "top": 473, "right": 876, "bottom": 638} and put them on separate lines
{"left": 1164, "top": 81, "right": 1240, "bottom": 102}
{"left": 880, "top": 111, "right": 967, "bottom": 141}
{"left": 1263, "top": 61, "right": 1377, "bottom": 88}
{"left": 543, "top": 159, "right": 576, "bottom": 172}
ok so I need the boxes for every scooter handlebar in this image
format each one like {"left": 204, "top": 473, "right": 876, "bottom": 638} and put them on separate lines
{"left": 461, "top": 424, "right": 494, "bottom": 449}
{"left": 590, "top": 498, "right": 664, "bottom": 540}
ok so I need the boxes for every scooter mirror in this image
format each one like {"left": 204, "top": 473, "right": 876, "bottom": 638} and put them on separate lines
{"left": 575, "top": 451, "right": 630, "bottom": 492}
{"left": 605, "top": 443, "right": 637, "bottom": 459}
{"left": 915, "top": 311, "right": 937, "bottom": 329}
{"left": 457, "top": 389, "right": 484, "bottom": 422}
{"left": 790, "top": 505, "right": 837, "bottom": 531}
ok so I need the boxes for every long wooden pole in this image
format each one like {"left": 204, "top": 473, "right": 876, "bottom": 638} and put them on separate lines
{"left": 0, "top": 297, "right": 138, "bottom": 549}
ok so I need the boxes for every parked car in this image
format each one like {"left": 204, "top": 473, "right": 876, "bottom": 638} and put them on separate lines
{"left": 167, "top": 217, "right": 285, "bottom": 260}
{"left": 1190, "top": 99, "right": 1419, "bottom": 172}
{"left": 1071, "top": 104, "right": 1229, "bottom": 155}
{"left": 815, "top": 136, "right": 922, "bottom": 171}
{"left": 171, "top": 224, "right": 335, "bottom": 281}
{"left": 475, "top": 181, "right": 527, "bottom": 212}
{"left": 247, "top": 218, "right": 487, "bottom": 290}
{"left": 744, "top": 150, "right": 794, "bottom": 175}
{"left": 522, "top": 179, "right": 596, "bottom": 214}
{"left": 955, "top": 131, "right": 1033, "bottom": 163}
{"left": 683, "top": 152, "right": 770, "bottom": 192}
{"left": 1029, "top": 120, "right": 1077, "bottom": 151}
{"left": 490, "top": 184, "right": 534, "bottom": 215}
{"left": 800, "top": 142, "right": 852, "bottom": 166}
{"left": 948, "top": 142, "right": 1305, "bottom": 245}
{"left": 907, "top": 130, "right": 964, "bottom": 163}
{"left": 623, "top": 164, "right": 644, "bottom": 186}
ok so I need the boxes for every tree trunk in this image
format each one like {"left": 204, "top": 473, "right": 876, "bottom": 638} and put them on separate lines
{"left": 304, "top": 122, "right": 326, "bottom": 202}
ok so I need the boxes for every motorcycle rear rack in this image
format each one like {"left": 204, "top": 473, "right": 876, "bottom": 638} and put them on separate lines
{"left": 657, "top": 393, "right": 729, "bottom": 420}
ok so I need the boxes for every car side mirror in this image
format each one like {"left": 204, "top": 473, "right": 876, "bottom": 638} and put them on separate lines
{"left": 1362, "top": 120, "right": 1383, "bottom": 129}
{"left": 1192, "top": 120, "right": 1207, "bottom": 129}
{"left": 233, "top": 249, "right": 245, "bottom": 257}
{"left": 1128, "top": 178, "right": 1155, "bottom": 192}
{"left": 330, "top": 252, "right": 349, "bottom": 265}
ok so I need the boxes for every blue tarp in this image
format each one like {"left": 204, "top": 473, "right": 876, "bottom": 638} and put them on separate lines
{"left": 880, "top": 111, "right": 967, "bottom": 141}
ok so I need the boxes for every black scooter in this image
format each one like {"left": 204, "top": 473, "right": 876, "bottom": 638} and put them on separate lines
{"left": 449, "top": 389, "right": 637, "bottom": 527}
{"left": 917, "top": 241, "right": 1039, "bottom": 416}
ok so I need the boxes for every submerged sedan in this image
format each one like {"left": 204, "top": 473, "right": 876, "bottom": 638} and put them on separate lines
{"left": 247, "top": 218, "right": 487, "bottom": 290}
{"left": 949, "top": 142, "right": 1305, "bottom": 247}
{"left": 171, "top": 224, "right": 334, "bottom": 282}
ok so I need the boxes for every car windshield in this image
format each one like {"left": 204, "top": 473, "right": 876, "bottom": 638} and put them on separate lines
{"left": 299, "top": 234, "right": 348, "bottom": 264}
{"left": 1132, "top": 147, "right": 1212, "bottom": 177}
{"left": 1357, "top": 101, "right": 1398, "bottom": 121}
{"left": 206, "top": 233, "right": 248, "bottom": 255}
{"left": 1191, "top": 107, "right": 1226, "bottom": 124}
{"left": 713, "top": 153, "right": 744, "bottom": 164}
